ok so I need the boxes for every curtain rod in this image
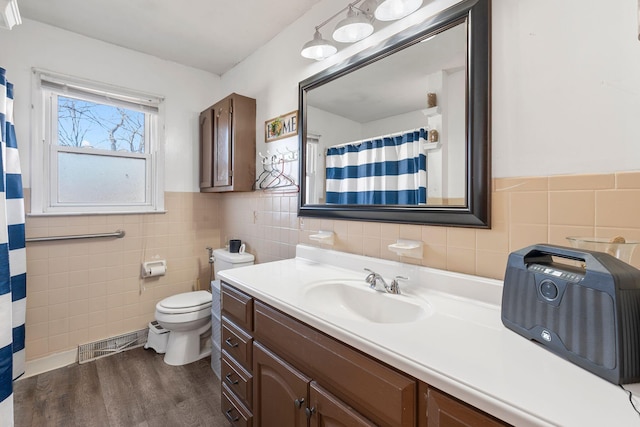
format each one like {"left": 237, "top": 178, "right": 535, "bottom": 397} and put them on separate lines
{"left": 327, "top": 127, "right": 426, "bottom": 149}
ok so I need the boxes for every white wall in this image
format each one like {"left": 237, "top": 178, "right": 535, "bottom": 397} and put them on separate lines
{"left": 7, "top": 0, "right": 638, "bottom": 192}
{"left": 0, "top": 19, "right": 221, "bottom": 192}
{"left": 221, "top": 0, "right": 640, "bottom": 179}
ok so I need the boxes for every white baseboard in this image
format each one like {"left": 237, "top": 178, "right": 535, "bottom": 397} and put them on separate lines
{"left": 19, "top": 348, "right": 77, "bottom": 379}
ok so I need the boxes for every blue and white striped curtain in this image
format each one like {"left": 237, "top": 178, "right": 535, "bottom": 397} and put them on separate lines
{"left": 0, "top": 67, "right": 27, "bottom": 425}
{"left": 325, "top": 128, "right": 427, "bottom": 204}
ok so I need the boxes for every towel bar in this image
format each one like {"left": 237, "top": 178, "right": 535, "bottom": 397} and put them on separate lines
{"left": 26, "top": 229, "right": 125, "bottom": 243}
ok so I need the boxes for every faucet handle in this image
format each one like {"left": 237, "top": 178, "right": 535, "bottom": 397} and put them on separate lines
{"left": 364, "top": 268, "right": 377, "bottom": 288}
{"left": 389, "top": 275, "right": 408, "bottom": 294}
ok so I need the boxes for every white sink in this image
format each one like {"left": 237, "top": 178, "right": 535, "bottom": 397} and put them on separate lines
{"left": 302, "top": 280, "right": 432, "bottom": 324}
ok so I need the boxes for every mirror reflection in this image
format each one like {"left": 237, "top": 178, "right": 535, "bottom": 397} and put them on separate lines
{"left": 304, "top": 22, "right": 467, "bottom": 207}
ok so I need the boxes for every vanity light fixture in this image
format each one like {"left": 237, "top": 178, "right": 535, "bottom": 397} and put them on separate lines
{"left": 301, "top": 29, "right": 338, "bottom": 60}
{"left": 374, "top": 0, "right": 423, "bottom": 21}
{"left": 332, "top": 5, "right": 374, "bottom": 43}
{"left": 300, "top": 0, "right": 423, "bottom": 60}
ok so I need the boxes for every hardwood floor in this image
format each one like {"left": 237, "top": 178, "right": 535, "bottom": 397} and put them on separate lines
{"left": 13, "top": 347, "right": 227, "bottom": 427}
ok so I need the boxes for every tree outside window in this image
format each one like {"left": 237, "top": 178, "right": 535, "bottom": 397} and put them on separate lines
{"left": 57, "top": 96, "right": 145, "bottom": 153}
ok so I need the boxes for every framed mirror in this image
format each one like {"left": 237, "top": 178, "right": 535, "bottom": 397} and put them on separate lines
{"left": 298, "top": 0, "right": 490, "bottom": 227}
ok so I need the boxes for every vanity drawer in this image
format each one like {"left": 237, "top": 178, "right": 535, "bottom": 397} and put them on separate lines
{"left": 254, "top": 301, "right": 416, "bottom": 427}
{"left": 222, "top": 352, "right": 253, "bottom": 409}
{"left": 222, "top": 316, "right": 253, "bottom": 370}
{"left": 221, "top": 283, "right": 253, "bottom": 331}
{"left": 222, "top": 383, "right": 252, "bottom": 427}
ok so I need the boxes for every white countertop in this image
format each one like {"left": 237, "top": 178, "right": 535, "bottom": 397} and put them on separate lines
{"left": 218, "top": 245, "right": 640, "bottom": 427}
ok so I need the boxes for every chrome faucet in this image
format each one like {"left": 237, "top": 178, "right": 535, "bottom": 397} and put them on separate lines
{"left": 364, "top": 268, "right": 406, "bottom": 295}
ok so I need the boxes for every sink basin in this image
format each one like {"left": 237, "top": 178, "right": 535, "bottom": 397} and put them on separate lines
{"left": 303, "top": 280, "right": 432, "bottom": 324}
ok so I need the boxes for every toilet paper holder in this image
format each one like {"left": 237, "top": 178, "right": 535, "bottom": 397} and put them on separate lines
{"left": 141, "top": 260, "right": 167, "bottom": 278}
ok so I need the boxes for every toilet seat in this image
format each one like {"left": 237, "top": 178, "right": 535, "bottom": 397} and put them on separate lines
{"left": 156, "top": 290, "right": 212, "bottom": 314}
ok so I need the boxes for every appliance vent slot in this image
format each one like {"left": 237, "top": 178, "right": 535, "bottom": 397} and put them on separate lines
{"left": 621, "top": 290, "right": 640, "bottom": 381}
{"left": 78, "top": 328, "right": 148, "bottom": 364}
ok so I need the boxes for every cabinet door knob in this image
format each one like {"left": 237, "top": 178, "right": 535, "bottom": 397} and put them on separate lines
{"left": 294, "top": 398, "right": 305, "bottom": 408}
{"left": 225, "top": 408, "right": 240, "bottom": 422}
{"left": 305, "top": 407, "right": 316, "bottom": 418}
{"left": 225, "top": 373, "right": 239, "bottom": 385}
{"left": 224, "top": 337, "right": 239, "bottom": 348}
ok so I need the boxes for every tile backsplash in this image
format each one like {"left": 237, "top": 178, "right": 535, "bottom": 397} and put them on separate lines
{"left": 220, "top": 171, "right": 640, "bottom": 278}
{"left": 23, "top": 171, "right": 640, "bottom": 361}
{"left": 24, "top": 191, "right": 221, "bottom": 361}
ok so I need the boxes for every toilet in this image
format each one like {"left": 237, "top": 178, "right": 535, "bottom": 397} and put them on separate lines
{"left": 212, "top": 247, "right": 255, "bottom": 279}
{"left": 153, "top": 247, "right": 254, "bottom": 366}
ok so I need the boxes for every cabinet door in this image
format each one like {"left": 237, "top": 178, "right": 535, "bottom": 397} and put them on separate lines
{"left": 253, "top": 342, "right": 309, "bottom": 427}
{"left": 198, "top": 108, "right": 213, "bottom": 189}
{"left": 213, "top": 97, "right": 232, "bottom": 187}
{"left": 309, "top": 381, "right": 376, "bottom": 427}
{"left": 426, "top": 387, "right": 509, "bottom": 427}
{"left": 254, "top": 301, "right": 416, "bottom": 426}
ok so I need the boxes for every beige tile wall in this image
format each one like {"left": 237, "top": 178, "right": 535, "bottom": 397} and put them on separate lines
{"left": 220, "top": 171, "right": 640, "bottom": 280}
{"left": 24, "top": 191, "right": 221, "bottom": 361}
{"left": 24, "top": 170, "right": 640, "bottom": 362}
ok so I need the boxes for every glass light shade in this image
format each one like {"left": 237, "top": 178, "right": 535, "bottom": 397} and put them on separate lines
{"left": 374, "top": 0, "right": 423, "bottom": 21}
{"left": 566, "top": 236, "right": 639, "bottom": 265}
{"left": 332, "top": 7, "right": 374, "bottom": 43}
{"left": 301, "top": 30, "right": 338, "bottom": 60}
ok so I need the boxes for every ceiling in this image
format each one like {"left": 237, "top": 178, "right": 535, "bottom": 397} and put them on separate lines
{"left": 17, "top": 0, "right": 324, "bottom": 75}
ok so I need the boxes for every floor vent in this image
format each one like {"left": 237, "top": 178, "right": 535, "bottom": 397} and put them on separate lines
{"left": 78, "top": 328, "right": 149, "bottom": 364}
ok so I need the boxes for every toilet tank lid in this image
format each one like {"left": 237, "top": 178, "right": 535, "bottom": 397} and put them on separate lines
{"left": 213, "top": 248, "right": 255, "bottom": 263}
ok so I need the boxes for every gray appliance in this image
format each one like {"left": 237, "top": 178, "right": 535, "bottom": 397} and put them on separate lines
{"left": 502, "top": 244, "right": 640, "bottom": 384}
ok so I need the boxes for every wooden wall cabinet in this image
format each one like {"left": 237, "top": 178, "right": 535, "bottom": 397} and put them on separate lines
{"left": 220, "top": 282, "right": 510, "bottom": 427}
{"left": 200, "top": 93, "right": 256, "bottom": 192}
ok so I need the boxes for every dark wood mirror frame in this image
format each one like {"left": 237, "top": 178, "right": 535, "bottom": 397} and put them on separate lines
{"left": 298, "top": 0, "right": 491, "bottom": 228}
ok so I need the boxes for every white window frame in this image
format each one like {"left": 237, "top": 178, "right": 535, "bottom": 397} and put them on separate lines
{"left": 30, "top": 69, "right": 165, "bottom": 215}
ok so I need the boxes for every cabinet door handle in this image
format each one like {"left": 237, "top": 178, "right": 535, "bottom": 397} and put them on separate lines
{"left": 225, "top": 408, "right": 240, "bottom": 422}
{"left": 225, "top": 337, "right": 238, "bottom": 348}
{"left": 294, "top": 398, "right": 305, "bottom": 408}
{"left": 305, "top": 407, "right": 316, "bottom": 418}
{"left": 225, "top": 373, "right": 239, "bottom": 385}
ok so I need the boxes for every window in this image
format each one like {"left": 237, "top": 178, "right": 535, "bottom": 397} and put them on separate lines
{"left": 31, "top": 69, "right": 165, "bottom": 215}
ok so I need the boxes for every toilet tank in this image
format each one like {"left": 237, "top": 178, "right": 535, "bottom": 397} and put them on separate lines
{"left": 213, "top": 248, "right": 255, "bottom": 279}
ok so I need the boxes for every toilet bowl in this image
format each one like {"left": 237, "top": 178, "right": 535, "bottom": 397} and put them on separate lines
{"left": 154, "top": 290, "right": 212, "bottom": 366}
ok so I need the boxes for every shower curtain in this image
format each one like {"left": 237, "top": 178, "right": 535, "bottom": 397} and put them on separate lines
{"left": 325, "top": 128, "right": 427, "bottom": 204}
{"left": 0, "top": 67, "right": 27, "bottom": 425}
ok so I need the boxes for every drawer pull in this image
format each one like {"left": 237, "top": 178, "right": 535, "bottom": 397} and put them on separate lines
{"left": 225, "top": 408, "right": 240, "bottom": 422}
{"left": 225, "top": 337, "right": 239, "bottom": 348}
{"left": 294, "top": 398, "right": 305, "bottom": 408}
{"left": 225, "top": 373, "right": 239, "bottom": 385}
{"left": 305, "top": 407, "right": 316, "bottom": 418}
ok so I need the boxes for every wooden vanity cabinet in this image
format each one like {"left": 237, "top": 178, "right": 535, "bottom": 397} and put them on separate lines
{"left": 221, "top": 282, "right": 511, "bottom": 427}
{"left": 253, "top": 341, "right": 375, "bottom": 427}
{"left": 418, "top": 382, "right": 511, "bottom": 427}
{"left": 221, "top": 284, "right": 255, "bottom": 425}
{"left": 253, "top": 300, "right": 415, "bottom": 427}
{"left": 199, "top": 93, "right": 256, "bottom": 193}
